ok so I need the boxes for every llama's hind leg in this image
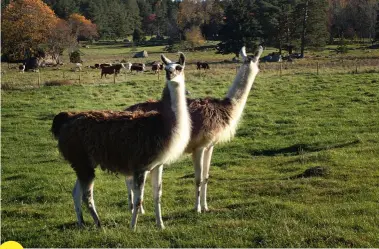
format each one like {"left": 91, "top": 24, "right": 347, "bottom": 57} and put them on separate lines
{"left": 201, "top": 145, "right": 214, "bottom": 212}
{"left": 126, "top": 176, "right": 134, "bottom": 212}
{"left": 151, "top": 165, "right": 165, "bottom": 229}
{"left": 193, "top": 147, "right": 205, "bottom": 213}
{"left": 126, "top": 176, "right": 145, "bottom": 214}
{"left": 81, "top": 178, "right": 101, "bottom": 227}
{"left": 130, "top": 171, "right": 148, "bottom": 230}
{"left": 72, "top": 180, "right": 84, "bottom": 227}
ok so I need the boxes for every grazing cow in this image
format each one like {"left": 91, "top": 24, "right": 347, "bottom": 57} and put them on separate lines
{"left": 130, "top": 63, "right": 145, "bottom": 73}
{"left": 121, "top": 62, "right": 132, "bottom": 71}
{"left": 151, "top": 62, "right": 163, "bottom": 74}
{"left": 71, "top": 63, "right": 82, "bottom": 72}
{"left": 19, "top": 64, "right": 25, "bottom": 73}
{"left": 197, "top": 62, "right": 210, "bottom": 70}
{"left": 100, "top": 63, "right": 112, "bottom": 69}
{"left": 101, "top": 64, "right": 125, "bottom": 78}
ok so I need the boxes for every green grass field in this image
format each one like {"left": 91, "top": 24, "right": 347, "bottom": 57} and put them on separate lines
{"left": 1, "top": 44, "right": 379, "bottom": 247}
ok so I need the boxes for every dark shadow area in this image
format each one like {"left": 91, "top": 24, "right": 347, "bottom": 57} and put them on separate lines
{"left": 250, "top": 139, "right": 360, "bottom": 157}
{"left": 56, "top": 222, "right": 87, "bottom": 231}
{"left": 179, "top": 173, "right": 195, "bottom": 179}
{"left": 4, "top": 174, "right": 26, "bottom": 181}
{"left": 289, "top": 166, "right": 329, "bottom": 179}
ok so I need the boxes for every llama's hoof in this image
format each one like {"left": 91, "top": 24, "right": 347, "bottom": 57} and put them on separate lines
{"left": 139, "top": 207, "right": 145, "bottom": 215}
{"left": 202, "top": 207, "right": 209, "bottom": 213}
{"left": 77, "top": 222, "right": 85, "bottom": 228}
{"left": 157, "top": 223, "right": 165, "bottom": 230}
{"left": 194, "top": 206, "right": 202, "bottom": 213}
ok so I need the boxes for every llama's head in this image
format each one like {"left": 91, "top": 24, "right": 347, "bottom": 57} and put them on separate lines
{"left": 240, "top": 46, "right": 263, "bottom": 72}
{"left": 161, "top": 53, "right": 186, "bottom": 88}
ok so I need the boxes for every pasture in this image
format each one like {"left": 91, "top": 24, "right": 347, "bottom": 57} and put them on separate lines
{"left": 1, "top": 43, "right": 379, "bottom": 247}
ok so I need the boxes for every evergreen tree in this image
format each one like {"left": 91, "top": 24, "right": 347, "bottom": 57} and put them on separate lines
{"left": 165, "top": 0, "right": 180, "bottom": 39}
{"left": 202, "top": 0, "right": 224, "bottom": 40}
{"left": 54, "top": 0, "right": 79, "bottom": 19}
{"left": 295, "top": 0, "right": 329, "bottom": 56}
{"left": 217, "top": 0, "right": 262, "bottom": 56}
{"left": 305, "top": 0, "right": 329, "bottom": 48}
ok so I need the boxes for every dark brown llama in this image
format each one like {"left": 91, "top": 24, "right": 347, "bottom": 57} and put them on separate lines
{"left": 125, "top": 46, "right": 263, "bottom": 213}
{"left": 51, "top": 53, "right": 191, "bottom": 230}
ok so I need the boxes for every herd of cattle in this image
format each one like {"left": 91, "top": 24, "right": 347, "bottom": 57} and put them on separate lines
{"left": 17, "top": 60, "right": 211, "bottom": 77}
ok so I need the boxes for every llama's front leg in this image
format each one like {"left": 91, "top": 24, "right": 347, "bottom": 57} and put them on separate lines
{"left": 151, "top": 165, "right": 165, "bottom": 229}
{"left": 201, "top": 145, "right": 214, "bottom": 212}
{"left": 72, "top": 179, "right": 84, "bottom": 227}
{"left": 126, "top": 176, "right": 145, "bottom": 214}
{"left": 130, "top": 171, "right": 148, "bottom": 231}
{"left": 81, "top": 179, "right": 101, "bottom": 227}
{"left": 192, "top": 147, "right": 205, "bottom": 213}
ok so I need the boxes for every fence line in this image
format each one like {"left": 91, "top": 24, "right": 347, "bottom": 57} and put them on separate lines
{"left": 1, "top": 59, "right": 378, "bottom": 89}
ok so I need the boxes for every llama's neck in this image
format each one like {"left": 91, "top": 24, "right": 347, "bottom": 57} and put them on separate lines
{"left": 159, "top": 76, "right": 191, "bottom": 164}
{"left": 215, "top": 62, "right": 259, "bottom": 143}
{"left": 226, "top": 63, "right": 259, "bottom": 121}
{"left": 227, "top": 63, "right": 258, "bottom": 107}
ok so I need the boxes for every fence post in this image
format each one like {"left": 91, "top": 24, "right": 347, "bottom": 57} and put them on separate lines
{"left": 79, "top": 70, "right": 81, "bottom": 84}
{"left": 157, "top": 71, "right": 160, "bottom": 80}
{"left": 113, "top": 69, "right": 116, "bottom": 84}
{"left": 317, "top": 62, "right": 319, "bottom": 75}
{"left": 280, "top": 62, "right": 282, "bottom": 77}
{"left": 355, "top": 60, "right": 358, "bottom": 74}
{"left": 38, "top": 70, "right": 41, "bottom": 87}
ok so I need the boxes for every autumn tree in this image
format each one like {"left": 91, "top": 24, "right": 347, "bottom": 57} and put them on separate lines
{"left": 1, "top": 0, "right": 59, "bottom": 60}
{"left": 68, "top": 13, "right": 98, "bottom": 41}
{"left": 184, "top": 26, "right": 206, "bottom": 50}
{"left": 46, "top": 19, "right": 76, "bottom": 64}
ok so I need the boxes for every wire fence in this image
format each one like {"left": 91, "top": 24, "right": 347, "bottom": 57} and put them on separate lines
{"left": 1, "top": 58, "right": 378, "bottom": 90}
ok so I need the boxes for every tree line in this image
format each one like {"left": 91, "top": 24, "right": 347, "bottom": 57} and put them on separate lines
{"left": 1, "top": 0, "right": 379, "bottom": 61}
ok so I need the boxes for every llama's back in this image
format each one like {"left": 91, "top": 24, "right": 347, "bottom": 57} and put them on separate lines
{"left": 51, "top": 111, "right": 81, "bottom": 139}
{"left": 124, "top": 97, "right": 234, "bottom": 152}
{"left": 186, "top": 97, "right": 234, "bottom": 150}
{"left": 57, "top": 110, "right": 173, "bottom": 175}
{"left": 125, "top": 100, "right": 161, "bottom": 113}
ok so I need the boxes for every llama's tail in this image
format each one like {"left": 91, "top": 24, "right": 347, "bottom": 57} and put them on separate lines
{"left": 51, "top": 112, "right": 77, "bottom": 139}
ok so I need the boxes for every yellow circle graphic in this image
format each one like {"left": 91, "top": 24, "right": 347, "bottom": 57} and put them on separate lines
{"left": 0, "top": 241, "right": 23, "bottom": 249}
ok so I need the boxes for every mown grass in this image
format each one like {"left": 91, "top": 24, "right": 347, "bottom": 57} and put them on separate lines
{"left": 1, "top": 45, "right": 379, "bottom": 247}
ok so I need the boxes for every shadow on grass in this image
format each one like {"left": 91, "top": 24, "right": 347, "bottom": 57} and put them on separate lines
{"left": 250, "top": 139, "right": 360, "bottom": 156}
{"left": 56, "top": 222, "right": 81, "bottom": 231}
{"left": 289, "top": 166, "right": 329, "bottom": 179}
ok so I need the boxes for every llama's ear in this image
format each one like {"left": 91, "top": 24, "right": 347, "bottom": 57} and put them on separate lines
{"left": 178, "top": 52, "right": 186, "bottom": 67}
{"left": 239, "top": 46, "right": 248, "bottom": 62}
{"left": 253, "top": 46, "right": 264, "bottom": 63}
{"left": 161, "top": 54, "right": 172, "bottom": 65}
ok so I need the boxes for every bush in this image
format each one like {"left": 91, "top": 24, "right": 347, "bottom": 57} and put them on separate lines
{"left": 44, "top": 80, "right": 73, "bottom": 87}
{"left": 336, "top": 37, "right": 349, "bottom": 54}
{"left": 69, "top": 50, "right": 82, "bottom": 63}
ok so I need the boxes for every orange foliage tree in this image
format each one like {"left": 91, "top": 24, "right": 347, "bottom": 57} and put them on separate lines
{"left": 46, "top": 19, "right": 76, "bottom": 64}
{"left": 68, "top": 13, "right": 98, "bottom": 41}
{"left": 1, "top": 0, "right": 59, "bottom": 60}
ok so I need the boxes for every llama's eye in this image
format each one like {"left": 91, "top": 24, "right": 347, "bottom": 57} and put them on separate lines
{"left": 175, "top": 65, "right": 182, "bottom": 71}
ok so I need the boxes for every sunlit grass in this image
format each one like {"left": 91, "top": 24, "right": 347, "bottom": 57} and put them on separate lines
{"left": 1, "top": 44, "right": 379, "bottom": 247}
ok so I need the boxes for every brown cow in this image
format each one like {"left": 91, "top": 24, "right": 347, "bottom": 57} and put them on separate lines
{"left": 197, "top": 62, "right": 210, "bottom": 70}
{"left": 101, "top": 64, "right": 125, "bottom": 78}
{"left": 131, "top": 63, "right": 145, "bottom": 73}
{"left": 151, "top": 62, "right": 163, "bottom": 74}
